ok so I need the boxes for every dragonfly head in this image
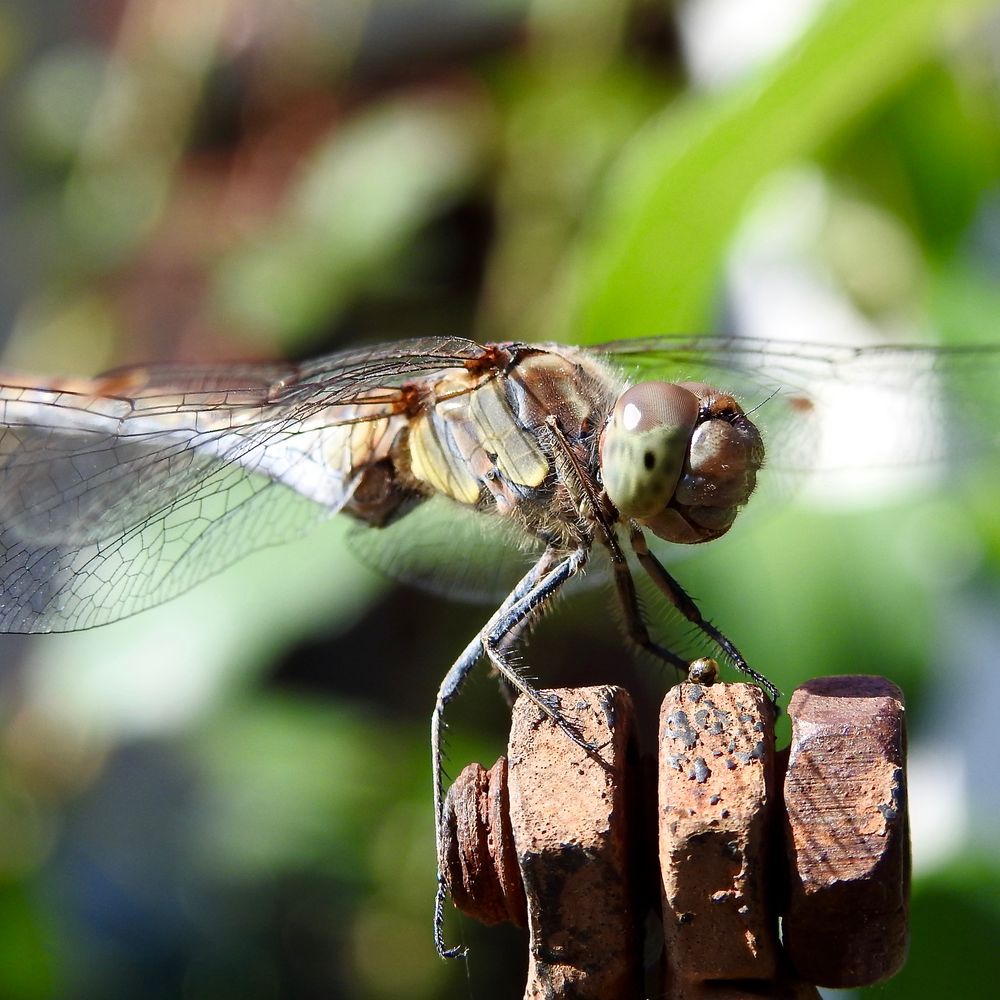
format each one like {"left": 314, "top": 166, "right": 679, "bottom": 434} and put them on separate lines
{"left": 599, "top": 381, "right": 763, "bottom": 543}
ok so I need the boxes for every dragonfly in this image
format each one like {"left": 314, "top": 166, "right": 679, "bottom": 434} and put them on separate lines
{"left": 0, "top": 333, "right": 997, "bottom": 955}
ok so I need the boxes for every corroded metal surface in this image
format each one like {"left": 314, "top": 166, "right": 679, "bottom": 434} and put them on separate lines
{"left": 658, "top": 682, "right": 780, "bottom": 986}
{"left": 507, "top": 686, "right": 638, "bottom": 1000}
{"left": 782, "top": 675, "right": 909, "bottom": 987}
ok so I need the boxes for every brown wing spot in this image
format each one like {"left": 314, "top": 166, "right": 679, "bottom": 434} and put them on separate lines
{"left": 463, "top": 343, "right": 512, "bottom": 377}
{"left": 788, "top": 395, "right": 814, "bottom": 414}
{"left": 397, "top": 382, "right": 430, "bottom": 417}
{"left": 91, "top": 369, "right": 154, "bottom": 397}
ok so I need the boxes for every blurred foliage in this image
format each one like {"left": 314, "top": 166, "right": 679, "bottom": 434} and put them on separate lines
{"left": 569, "top": 0, "right": 996, "bottom": 340}
{"left": 0, "top": 0, "right": 999, "bottom": 997}
{"left": 878, "top": 857, "right": 1000, "bottom": 996}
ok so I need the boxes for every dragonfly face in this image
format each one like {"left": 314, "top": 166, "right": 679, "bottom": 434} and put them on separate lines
{"left": 599, "top": 379, "right": 763, "bottom": 543}
{"left": 1, "top": 333, "right": 997, "bottom": 955}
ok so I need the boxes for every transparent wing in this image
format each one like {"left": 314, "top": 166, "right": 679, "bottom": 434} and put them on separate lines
{"left": 0, "top": 336, "right": 490, "bottom": 633}
{"left": 346, "top": 495, "right": 545, "bottom": 605}
{"left": 594, "top": 335, "right": 1000, "bottom": 476}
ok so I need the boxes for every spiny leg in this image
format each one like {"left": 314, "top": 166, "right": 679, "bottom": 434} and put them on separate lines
{"left": 480, "top": 546, "right": 592, "bottom": 750}
{"left": 629, "top": 525, "right": 780, "bottom": 704}
{"left": 491, "top": 550, "right": 579, "bottom": 705}
{"left": 607, "top": 535, "right": 691, "bottom": 674}
{"left": 431, "top": 546, "right": 569, "bottom": 957}
{"left": 492, "top": 564, "right": 558, "bottom": 707}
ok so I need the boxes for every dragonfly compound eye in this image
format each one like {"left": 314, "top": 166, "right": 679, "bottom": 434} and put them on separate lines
{"left": 600, "top": 381, "right": 764, "bottom": 544}
{"left": 599, "top": 382, "right": 699, "bottom": 521}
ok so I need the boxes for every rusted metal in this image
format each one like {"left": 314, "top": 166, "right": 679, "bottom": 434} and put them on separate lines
{"left": 658, "top": 682, "right": 782, "bottom": 993}
{"left": 439, "top": 686, "right": 639, "bottom": 998}
{"left": 781, "top": 675, "right": 909, "bottom": 987}
{"left": 440, "top": 678, "right": 909, "bottom": 998}
{"left": 440, "top": 757, "right": 527, "bottom": 927}
{"left": 507, "top": 685, "right": 639, "bottom": 1000}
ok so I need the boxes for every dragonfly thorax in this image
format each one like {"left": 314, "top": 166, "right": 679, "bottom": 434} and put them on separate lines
{"left": 599, "top": 380, "right": 763, "bottom": 544}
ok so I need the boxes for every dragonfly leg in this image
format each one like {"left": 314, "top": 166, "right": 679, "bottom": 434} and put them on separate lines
{"left": 607, "top": 535, "right": 691, "bottom": 674}
{"left": 628, "top": 525, "right": 781, "bottom": 704}
{"left": 537, "top": 414, "right": 690, "bottom": 674}
{"left": 479, "top": 546, "right": 592, "bottom": 751}
{"left": 491, "top": 550, "right": 563, "bottom": 705}
{"left": 431, "top": 546, "right": 568, "bottom": 958}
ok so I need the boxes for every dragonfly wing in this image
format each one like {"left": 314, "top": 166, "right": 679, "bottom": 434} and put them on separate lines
{"left": 595, "top": 335, "right": 1000, "bottom": 475}
{"left": 345, "top": 495, "right": 545, "bottom": 605}
{"left": 0, "top": 336, "right": 492, "bottom": 633}
{"left": 0, "top": 464, "right": 327, "bottom": 634}
{"left": 0, "top": 382, "right": 338, "bottom": 632}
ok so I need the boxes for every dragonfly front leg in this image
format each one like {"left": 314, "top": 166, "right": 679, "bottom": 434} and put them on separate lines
{"left": 607, "top": 537, "right": 691, "bottom": 675}
{"left": 539, "top": 413, "right": 692, "bottom": 677}
{"left": 628, "top": 525, "right": 780, "bottom": 704}
{"left": 431, "top": 545, "right": 580, "bottom": 957}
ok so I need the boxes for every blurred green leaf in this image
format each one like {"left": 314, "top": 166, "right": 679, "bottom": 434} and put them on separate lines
{"left": 568, "top": 0, "right": 993, "bottom": 341}
{"left": 14, "top": 45, "right": 106, "bottom": 163}
{"left": 191, "top": 694, "right": 425, "bottom": 879}
{"left": 837, "top": 62, "right": 1000, "bottom": 255}
{"left": 868, "top": 857, "right": 1000, "bottom": 997}
{"left": 0, "top": 884, "right": 58, "bottom": 1000}
{"left": 930, "top": 257, "right": 1000, "bottom": 347}
{"left": 676, "top": 503, "right": 942, "bottom": 702}
{"left": 0, "top": 5, "right": 24, "bottom": 84}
